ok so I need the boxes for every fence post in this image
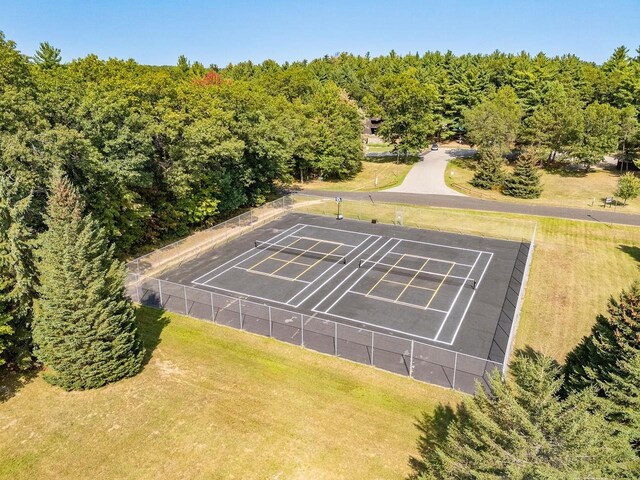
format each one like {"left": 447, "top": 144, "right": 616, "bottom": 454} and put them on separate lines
{"left": 183, "top": 285, "right": 188, "bottom": 314}
{"left": 300, "top": 315, "right": 304, "bottom": 346}
{"left": 334, "top": 322, "right": 338, "bottom": 356}
{"left": 371, "top": 331, "right": 375, "bottom": 365}
{"left": 409, "top": 340, "right": 414, "bottom": 378}
{"left": 135, "top": 275, "right": 141, "bottom": 304}
{"left": 158, "top": 279, "right": 164, "bottom": 308}
{"left": 452, "top": 352, "right": 458, "bottom": 390}
{"left": 210, "top": 292, "right": 215, "bottom": 322}
{"left": 268, "top": 306, "right": 272, "bottom": 337}
{"left": 238, "top": 300, "right": 243, "bottom": 329}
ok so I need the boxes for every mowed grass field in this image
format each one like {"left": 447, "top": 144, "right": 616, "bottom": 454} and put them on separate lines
{"left": 2, "top": 201, "right": 639, "bottom": 480}
{"left": 0, "top": 308, "right": 458, "bottom": 480}
{"left": 298, "top": 160, "right": 414, "bottom": 192}
{"left": 445, "top": 157, "right": 640, "bottom": 214}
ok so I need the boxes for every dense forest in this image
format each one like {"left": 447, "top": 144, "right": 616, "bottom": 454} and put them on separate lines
{"left": 2, "top": 32, "right": 639, "bottom": 255}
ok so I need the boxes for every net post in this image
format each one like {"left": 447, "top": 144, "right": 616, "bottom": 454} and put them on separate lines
{"left": 238, "top": 299, "right": 243, "bottom": 329}
{"left": 409, "top": 340, "right": 414, "bottom": 378}
{"left": 300, "top": 315, "right": 304, "bottom": 346}
{"left": 452, "top": 352, "right": 458, "bottom": 390}
{"left": 334, "top": 321, "right": 338, "bottom": 356}
{"left": 158, "top": 279, "right": 164, "bottom": 308}
{"left": 210, "top": 292, "right": 215, "bottom": 322}
{"left": 183, "top": 285, "right": 188, "bottom": 314}
{"left": 268, "top": 306, "right": 272, "bottom": 337}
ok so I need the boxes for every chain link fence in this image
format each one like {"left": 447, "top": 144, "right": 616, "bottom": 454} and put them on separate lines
{"left": 125, "top": 193, "right": 537, "bottom": 394}
{"left": 128, "top": 276, "right": 503, "bottom": 394}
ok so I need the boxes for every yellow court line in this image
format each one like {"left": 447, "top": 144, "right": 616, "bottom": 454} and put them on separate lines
{"left": 269, "top": 257, "right": 314, "bottom": 267}
{"left": 294, "top": 244, "right": 342, "bottom": 280}
{"left": 395, "top": 258, "right": 430, "bottom": 302}
{"left": 367, "top": 254, "right": 406, "bottom": 296}
{"left": 381, "top": 278, "right": 436, "bottom": 292}
{"left": 425, "top": 263, "right": 455, "bottom": 310}
{"left": 248, "top": 238, "right": 304, "bottom": 271}
{"left": 270, "top": 240, "right": 322, "bottom": 276}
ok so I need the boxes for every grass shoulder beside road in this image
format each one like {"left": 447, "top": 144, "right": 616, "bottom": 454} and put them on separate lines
{"left": 0, "top": 307, "right": 456, "bottom": 480}
{"left": 298, "top": 159, "right": 415, "bottom": 192}
{"left": 445, "top": 156, "right": 640, "bottom": 214}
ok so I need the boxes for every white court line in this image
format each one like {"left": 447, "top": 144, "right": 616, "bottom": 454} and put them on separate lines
{"left": 379, "top": 278, "right": 436, "bottom": 292}
{"left": 191, "top": 281, "right": 302, "bottom": 308}
{"left": 391, "top": 237, "right": 493, "bottom": 255}
{"left": 311, "top": 308, "right": 454, "bottom": 345}
{"left": 349, "top": 290, "right": 448, "bottom": 314}
{"left": 299, "top": 223, "right": 372, "bottom": 237}
{"left": 311, "top": 238, "right": 397, "bottom": 312}
{"left": 287, "top": 235, "right": 358, "bottom": 248}
{"left": 230, "top": 266, "right": 311, "bottom": 284}
{"left": 192, "top": 224, "right": 306, "bottom": 284}
{"left": 433, "top": 251, "right": 482, "bottom": 341}
{"left": 321, "top": 239, "right": 402, "bottom": 313}
{"left": 447, "top": 290, "right": 477, "bottom": 346}
{"left": 473, "top": 251, "right": 494, "bottom": 290}
{"left": 384, "top": 250, "right": 475, "bottom": 269}
{"left": 287, "top": 234, "right": 378, "bottom": 305}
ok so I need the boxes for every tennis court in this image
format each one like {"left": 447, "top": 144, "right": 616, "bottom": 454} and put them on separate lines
{"left": 156, "top": 212, "right": 525, "bottom": 367}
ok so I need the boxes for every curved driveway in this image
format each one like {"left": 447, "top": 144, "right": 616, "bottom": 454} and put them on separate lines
{"left": 386, "top": 148, "right": 471, "bottom": 195}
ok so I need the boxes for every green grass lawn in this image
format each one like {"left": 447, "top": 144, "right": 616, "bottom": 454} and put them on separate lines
{"left": 3, "top": 200, "right": 639, "bottom": 479}
{"left": 0, "top": 308, "right": 457, "bottom": 480}
{"left": 445, "top": 157, "right": 640, "bottom": 214}
{"left": 299, "top": 159, "right": 415, "bottom": 192}
{"left": 365, "top": 142, "right": 394, "bottom": 153}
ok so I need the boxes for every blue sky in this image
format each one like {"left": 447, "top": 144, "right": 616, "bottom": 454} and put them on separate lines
{"left": 1, "top": 0, "right": 639, "bottom": 66}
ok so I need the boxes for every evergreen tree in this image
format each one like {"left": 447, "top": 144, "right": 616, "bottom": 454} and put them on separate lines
{"left": 470, "top": 147, "right": 505, "bottom": 189}
{"left": 410, "top": 351, "right": 637, "bottom": 479}
{"left": 599, "top": 352, "right": 640, "bottom": 451}
{"left": 33, "top": 173, "right": 144, "bottom": 390}
{"left": 0, "top": 177, "right": 36, "bottom": 369}
{"left": 32, "top": 41, "right": 61, "bottom": 69}
{"left": 502, "top": 149, "right": 543, "bottom": 198}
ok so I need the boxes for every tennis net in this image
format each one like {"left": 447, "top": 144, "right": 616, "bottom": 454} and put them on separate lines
{"left": 358, "top": 259, "right": 476, "bottom": 289}
{"left": 255, "top": 240, "right": 347, "bottom": 264}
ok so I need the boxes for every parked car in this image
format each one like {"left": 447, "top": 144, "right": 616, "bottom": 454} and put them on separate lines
{"left": 431, "top": 143, "right": 439, "bottom": 151}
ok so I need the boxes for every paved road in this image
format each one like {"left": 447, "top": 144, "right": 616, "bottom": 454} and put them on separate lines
{"left": 386, "top": 148, "right": 469, "bottom": 195}
{"left": 300, "top": 189, "right": 640, "bottom": 227}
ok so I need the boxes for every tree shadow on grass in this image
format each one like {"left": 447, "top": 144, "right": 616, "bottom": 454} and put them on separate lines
{"left": 618, "top": 245, "right": 640, "bottom": 264}
{"left": 0, "top": 368, "right": 38, "bottom": 403}
{"left": 543, "top": 162, "right": 588, "bottom": 178}
{"left": 407, "top": 403, "right": 457, "bottom": 479}
{"left": 135, "top": 306, "right": 171, "bottom": 367}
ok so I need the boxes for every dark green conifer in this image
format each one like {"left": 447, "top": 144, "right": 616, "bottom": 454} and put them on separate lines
{"left": 470, "top": 147, "right": 505, "bottom": 189}
{"left": 33, "top": 173, "right": 144, "bottom": 390}
{"left": 0, "top": 177, "right": 36, "bottom": 369}
{"left": 564, "top": 282, "right": 640, "bottom": 392}
{"left": 410, "top": 352, "right": 637, "bottom": 479}
{"left": 502, "top": 149, "right": 543, "bottom": 198}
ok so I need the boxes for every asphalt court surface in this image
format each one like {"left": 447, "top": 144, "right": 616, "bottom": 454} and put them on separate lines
{"left": 161, "top": 213, "right": 523, "bottom": 361}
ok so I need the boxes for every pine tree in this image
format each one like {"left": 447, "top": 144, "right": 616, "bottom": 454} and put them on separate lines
{"left": 564, "top": 282, "right": 640, "bottom": 392}
{"left": 0, "top": 177, "right": 36, "bottom": 369}
{"left": 33, "top": 173, "right": 144, "bottom": 390}
{"left": 470, "top": 147, "right": 505, "bottom": 189}
{"left": 502, "top": 149, "right": 543, "bottom": 198}
{"left": 32, "top": 41, "right": 61, "bottom": 69}
{"left": 599, "top": 353, "right": 640, "bottom": 451}
{"left": 410, "top": 351, "right": 637, "bottom": 479}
